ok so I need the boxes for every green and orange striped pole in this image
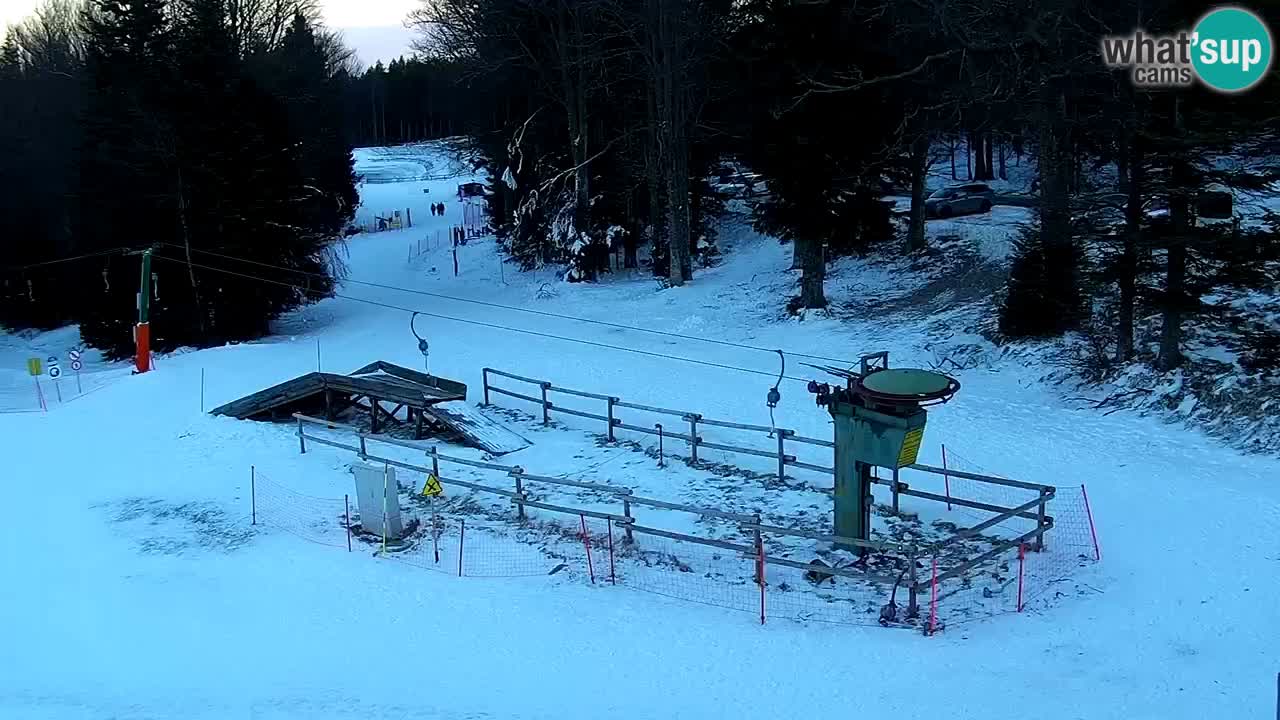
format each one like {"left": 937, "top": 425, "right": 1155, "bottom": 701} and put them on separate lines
{"left": 134, "top": 249, "right": 152, "bottom": 373}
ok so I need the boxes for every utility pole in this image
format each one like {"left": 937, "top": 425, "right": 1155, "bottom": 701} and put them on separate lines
{"left": 135, "top": 248, "right": 153, "bottom": 373}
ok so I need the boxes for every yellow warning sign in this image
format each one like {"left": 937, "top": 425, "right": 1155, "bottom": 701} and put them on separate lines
{"left": 422, "top": 474, "right": 443, "bottom": 497}
{"left": 897, "top": 428, "right": 924, "bottom": 467}
{"left": 26, "top": 358, "right": 41, "bottom": 376}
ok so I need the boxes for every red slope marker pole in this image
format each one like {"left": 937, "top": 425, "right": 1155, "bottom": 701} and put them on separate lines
{"left": 1081, "top": 484, "right": 1101, "bottom": 561}
{"left": 1016, "top": 543, "right": 1025, "bottom": 612}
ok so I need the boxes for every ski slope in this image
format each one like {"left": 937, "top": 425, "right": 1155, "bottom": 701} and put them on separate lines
{"left": 2, "top": 142, "right": 1278, "bottom": 719}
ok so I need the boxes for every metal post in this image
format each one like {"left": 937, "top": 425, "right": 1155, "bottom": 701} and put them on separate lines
{"left": 344, "top": 495, "right": 351, "bottom": 552}
{"left": 580, "top": 514, "right": 595, "bottom": 584}
{"left": 606, "top": 396, "right": 617, "bottom": 442}
{"left": 1036, "top": 487, "right": 1049, "bottom": 551}
{"left": 513, "top": 470, "right": 526, "bottom": 520}
{"left": 655, "top": 423, "right": 664, "bottom": 467}
{"left": 458, "top": 519, "right": 465, "bottom": 576}
{"left": 430, "top": 495, "right": 439, "bottom": 563}
{"left": 892, "top": 467, "right": 900, "bottom": 515}
{"left": 607, "top": 518, "right": 616, "bottom": 585}
{"left": 906, "top": 551, "right": 919, "bottom": 619}
{"left": 482, "top": 369, "right": 490, "bottom": 405}
{"left": 776, "top": 430, "right": 787, "bottom": 481}
{"left": 250, "top": 465, "right": 256, "bottom": 525}
{"left": 296, "top": 416, "right": 306, "bottom": 454}
{"left": 751, "top": 514, "right": 763, "bottom": 584}
{"left": 540, "top": 382, "right": 550, "bottom": 425}
{"left": 688, "top": 414, "right": 700, "bottom": 463}
{"left": 381, "top": 463, "right": 389, "bottom": 555}
{"left": 431, "top": 446, "right": 440, "bottom": 478}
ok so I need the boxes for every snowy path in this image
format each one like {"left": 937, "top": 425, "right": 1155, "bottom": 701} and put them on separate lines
{"left": 2, "top": 142, "right": 1278, "bottom": 719}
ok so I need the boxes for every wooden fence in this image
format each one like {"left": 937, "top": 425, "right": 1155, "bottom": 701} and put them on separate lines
{"left": 480, "top": 366, "right": 1056, "bottom": 550}
{"left": 292, "top": 413, "right": 914, "bottom": 586}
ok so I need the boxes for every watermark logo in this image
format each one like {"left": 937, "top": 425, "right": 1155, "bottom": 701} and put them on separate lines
{"left": 1101, "top": 6, "right": 1273, "bottom": 92}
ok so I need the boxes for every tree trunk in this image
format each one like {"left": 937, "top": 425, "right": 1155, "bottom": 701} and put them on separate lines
{"left": 972, "top": 131, "right": 993, "bottom": 180}
{"left": 1038, "top": 85, "right": 1078, "bottom": 331}
{"left": 949, "top": 136, "right": 957, "bottom": 180}
{"left": 176, "top": 165, "right": 205, "bottom": 334}
{"left": 965, "top": 132, "right": 973, "bottom": 179}
{"left": 1115, "top": 145, "right": 1129, "bottom": 193}
{"left": 1116, "top": 132, "right": 1141, "bottom": 363}
{"left": 656, "top": 0, "right": 690, "bottom": 285}
{"left": 998, "top": 136, "right": 1007, "bottom": 180}
{"left": 797, "top": 236, "right": 826, "bottom": 309}
{"left": 645, "top": 86, "right": 665, "bottom": 274}
{"left": 1159, "top": 97, "right": 1188, "bottom": 372}
{"left": 907, "top": 132, "right": 929, "bottom": 252}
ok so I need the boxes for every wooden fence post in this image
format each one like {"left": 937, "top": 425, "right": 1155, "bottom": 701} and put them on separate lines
{"left": 482, "top": 368, "right": 490, "bottom": 405}
{"left": 756, "top": 533, "right": 766, "bottom": 625}
{"left": 688, "top": 413, "right": 700, "bottom": 463}
{"left": 540, "top": 382, "right": 550, "bottom": 425}
{"left": 513, "top": 469, "right": 526, "bottom": 520}
{"left": 1036, "top": 487, "right": 1050, "bottom": 551}
{"left": 606, "top": 396, "right": 617, "bottom": 442}
{"left": 776, "top": 430, "right": 788, "bottom": 481}
{"left": 607, "top": 518, "right": 616, "bottom": 585}
{"left": 655, "top": 423, "right": 664, "bottom": 467}
{"left": 296, "top": 416, "right": 306, "bottom": 454}
{"left": 622, "top": 495, "right": 634, "bottom": 543}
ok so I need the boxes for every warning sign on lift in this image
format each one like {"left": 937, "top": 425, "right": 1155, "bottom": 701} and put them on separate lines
{"left": 422, "top": 474, "right": 443, "bottom": 497}
{"left": 897, "top": 427, "right": 924, "bottom": 467}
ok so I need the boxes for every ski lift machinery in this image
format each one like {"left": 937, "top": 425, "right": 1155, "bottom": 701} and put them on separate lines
{"left": 805, "top": 352, "right": 959, "bottom": 553}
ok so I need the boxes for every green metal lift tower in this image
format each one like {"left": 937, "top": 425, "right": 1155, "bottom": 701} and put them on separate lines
{"left": 807, "top": 352, "right": 959, "bottom": 552}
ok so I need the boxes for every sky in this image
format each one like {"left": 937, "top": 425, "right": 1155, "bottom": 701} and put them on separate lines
{"left": 1, "top": 0, "right": 417, "bottom": 66}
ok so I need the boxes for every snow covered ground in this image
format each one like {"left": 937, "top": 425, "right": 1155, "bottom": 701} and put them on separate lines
{"left": 2, "top": 142, "right": 1278, "bottom": 719}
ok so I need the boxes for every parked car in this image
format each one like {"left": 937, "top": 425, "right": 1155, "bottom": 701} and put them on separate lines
{"left": 1195, "top": 183, "right": 1240, "bottom": 228}
{"left": 925, "top": 183, "right": 995, "bottom": 218}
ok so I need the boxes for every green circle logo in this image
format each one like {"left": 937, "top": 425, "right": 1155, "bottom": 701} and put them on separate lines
{"left": 1192, "top": 7, "right": 1273, "bottom": 92}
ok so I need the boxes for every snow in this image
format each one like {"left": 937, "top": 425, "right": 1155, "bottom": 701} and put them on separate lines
{"left": 4, "top": 141, "right": 1280, "bottom": 718}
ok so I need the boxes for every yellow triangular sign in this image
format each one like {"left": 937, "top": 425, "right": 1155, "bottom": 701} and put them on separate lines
{"left": 422, "top": 474, "right": 443, "bottom": 497}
